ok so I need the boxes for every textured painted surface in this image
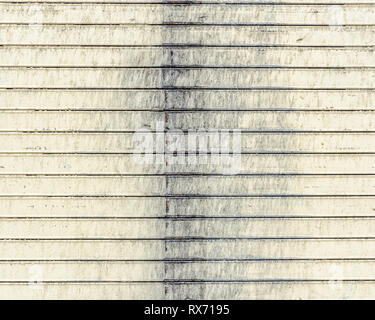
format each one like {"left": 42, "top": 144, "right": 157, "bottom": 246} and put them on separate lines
{"left": 2, "top": 2, "right": 375, "bottom": 299}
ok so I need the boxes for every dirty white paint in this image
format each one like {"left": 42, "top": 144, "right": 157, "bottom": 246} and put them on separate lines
{"left": 2, "top": 132, "right": 375, "bottom": 153}
{"left": 1, "top": 89, "right": 375, "bottom": 110}
{"left": 1, "top": 154, "right": 375, "bottom": 174}
{"left": 2, "top": 2, "right": 375, "bottom": 299}
{"left": 3, "top": 4, "right": 375, "bottom": 24}
{"left": 3, "top": 47, "right": 375, "bottom": 68}
{"left": 3, "top": 25, "right": 375, "bottom": 46}
{"left": 0, "top": 111, "right": 374, "bottom": 131}
{"left": 3, "top": 68, "right": 375, "bottom": 88}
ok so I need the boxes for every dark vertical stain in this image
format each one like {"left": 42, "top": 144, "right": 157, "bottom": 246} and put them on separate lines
{"left": 162, "top": 7, "right": 172, "bottom": 300}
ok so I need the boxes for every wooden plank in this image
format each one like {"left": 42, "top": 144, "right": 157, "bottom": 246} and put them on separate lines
{"left": 2, "top": 89, "right": 375, "bottom": 111}
{"left": 166, "top": 154, "right": 375, "bottom": 174}
{"left": 3, "top": 68, "right": 375, "bottom": 89}
{"left": 4, "top": 47, "right": 375, "bottom": 68}
{"left": 0, "top": 176, "right": 165, "bottom": 196}
{"left": 165, "top": 282, "right": 375, "bottom": 299}
{"left": 166, "top": 260, "right": 375, "bottom": 281}
{"left": 165, "top": 239, "right": 375, "bottom": 260}
{"left": 0, "top": 175, "right": 373, "bottom": 196}
{"left": 0, "top": 111, "right": 373, "bottom": 132}
{"left": 0, "top": 196, "right": 372, "bottom": 217}
{"left": 0, "top": 261, "right": 164, "bottom": 281}
{"left": 1, "top": 154, "right": 375, "bottom": 174}
{"left": 239, "top": 133, "right": 375, "bottom": 153}
{"left": 168, "top": 197, "right": 375, "bottom": 217}
{"left": 0, "top": 283, "right": 164, "bottom": 299}
{"left": 0, "top": 240, "right": 166, "bottom": 260}
{"left": 168, "top": 111, "right": 375, "bottom": 131}
{"left": 0, "top": 89, "right": 165, "bottom": 110}
{"left": 0, "top": 281, "right": 372, "bottom": 299}
{"left": 0, "top": 239, "right": 374, "bottom": 260}
{"left": 1, "top": 133, "right": 375, "bottom": 153}
{"left": 2, "top": 4, "right": 375, "bottom": 25}
{"left": 167, "top": 176, "right": 375, "bottom": 196}
{"left": 1, "top": 0, "right": 373, "bottom": 3}
{"left": 1, "top": 25, "right": 375, "bottom": 46}
{"left": 0, "top": 197, "right": 165, "bottom": 217}
{"left": 0, "top": 111, "right": 163, "bottom": 131}
{"left": 1, "top": 260, "right": 375, "bottom": 281}
{"left": 0, "top": 218, "right": 374, "bottom": 238}
{"left": 0, "top": 133, "right": 139, "bottom": 153}
{"left": 0, "top": 196, "right": 373, "bottom": 218}
{"left": 0, "top": 111, "right": 374, "bottom": 132}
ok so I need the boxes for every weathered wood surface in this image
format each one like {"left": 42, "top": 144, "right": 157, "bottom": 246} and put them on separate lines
{"left": 1, "top": 154, "right": 375, "bottom": 174}
{"left": 4, "top": 47, "right": 375, "bottom": 68}
{"left": 0, "top": 218, "right": 375, "bottom": 238}
{"left": 1, "top": 260, "right": 375, "bottom": 281}
{"left": 3, "top": 25, "right": 375, "bottom": 46}
{"left": 2, "top": 89, "right": 375, "bottom": 111}
{"left": 0, "top": 260, "right": 375, "bottom": 281}
{"left": 0, "top": 196, "right": 372, "bottom": 217}
{"left": 0, "top": 282, "right": 374, "bottom": 299}
{"left": 0, "top": 239, "right": 375, "bottom": 260}
{"left": 2, "top": 1, "right": 375, "bottom": 300}
{"left": 4, "top": 68, "right": 375, "bottom": 89}
{"left": 0, "top": 111, "right": 374, "bottom": 131}
{"left": 0, "top": 175, "right": 374, "bottom": 196}
{"left": 2, "top": 0, "right": 374, "bottom": 3}
{"left": 0, "top": 154, "right": 375, "bottom": 174}
{"left": 1, "top": 133, "right": 375, "bottom": 153}
{"left": 2, "top": 4, "right": 375, "bottom": 25}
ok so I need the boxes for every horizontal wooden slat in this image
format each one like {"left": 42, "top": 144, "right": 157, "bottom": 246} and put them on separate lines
{"left": 0, "top": 240, "right": 165, "bottom": 260}
{"left": 1, "top": 133, "right": 375, "bottom": 153}
{"left": 0, "top": 111, "right": 163, "bottom": 131}
{"left": 0, "top": 89, "right": 166, "bottom": 110}
{"left": 0, "top": 283, "right": 164, "bottom": 299}
{"left": 0, "top": 197, "right": 165, "bottom": 217}
{"left": 1, "top": 0, "right": 373, "bottom": 4}
{"left": 3, "top": 68, "right": 375, "bottom": 89}
{"left": 0, "top": 176, "right": 374, "bottom": 196}
{"left": 0, "top": 111, "right": 374, "bottom": 131}
{"left": 3, "top": 47, "right": 375, "bottom": 68}
{"left": 167, "top": 176, "right": 375, "bottom": 196}
{"left": 1, "top": 25, "right": 375, "bottom": 46}
{"left": 166, "top": 239, "right": 375, "bottom": 260}
{"left": 0, "top": 196, "right": 373, "bottom": 218}
{"left": 1, "top": 154, "right": 375, "bottom": 174}
{"left": 168, "top": 111, "right": 375, "bottom": 131}
{"left": 168, "top": 197, "right": 375, "bottom": 217}
{"left": 0, "top": 282, "right": 372, "bottom": 299}
{"left": 2, "top": 4, "right": 375, "bottom": 25}
{"left": 0, "top": 260, "right": 374, "bottom": 281}
{"left": 166, "top": 282, "right": 375, "bottom": 299}
{"left": 0, "top": 133, "right": 139, "bottom": 153}
{"left": 2, "top": 89, "right": 375, "bottom": 111}
{"left": 0, "top": 261, "right": 164, "bottom": 281}
{"left": 0, "top": 239, "right": 374, "bottom": 260}
{"left": 0, "top": 176, "right": 165, "bottom": 196}
{"left": 0, "top": 282, "right": 371, "bottom": 299}
{"left": 238, "top": 133, "right": 375, "bottom": 152}
{"left": 4, "top": 47, "right": 375, "bottom": 69}
{"left": 166, "top": 260, "right": 375, "bottom": 281}
{"left": 167, "top": 154, "right": 375, "bottom": 174}
{"left": 0, "top": 218, "right": 374, "bottom": 238}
